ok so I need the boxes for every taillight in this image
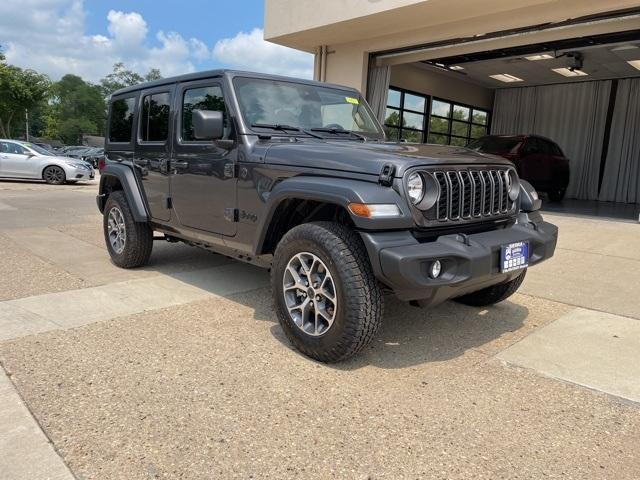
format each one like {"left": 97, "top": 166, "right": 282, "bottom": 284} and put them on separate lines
{"left": 98, "top": 156, "right": 106, "bottom": 171}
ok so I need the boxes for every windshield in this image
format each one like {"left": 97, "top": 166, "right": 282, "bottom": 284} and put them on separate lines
{"left": 467, "top": 136, "right": 523, "bottom": 154}
{"left": 21, "top": 142, "right": 53, "bottom": 156}
{"left": 233, "top": 77, "right": 383, "bottom": 138}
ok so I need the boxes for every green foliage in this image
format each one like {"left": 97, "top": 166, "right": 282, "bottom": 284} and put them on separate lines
{"left": 0, "top": 57, "right": 50, "bottom": 138}
{"left": 0, "top": 49, "right": 163, "bottom": 143}
{"left": 48, "top": 74, "right": 106, "bottom": 144}
{"left": 99, "top": 62, "right": 163, "bottom": 97}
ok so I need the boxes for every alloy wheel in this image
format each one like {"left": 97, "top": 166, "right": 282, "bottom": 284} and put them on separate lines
{"left": 44, "top": 167, "right": 64, "bottom": 184}
{"left": 282, "top": 252, "right": 337, "bottom": 336}
{"left": 107, "top": 206, "right": 127, "bottom": 254}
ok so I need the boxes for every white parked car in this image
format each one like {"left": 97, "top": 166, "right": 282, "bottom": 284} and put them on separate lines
{"left": 0, "top": 139, "right": 95, "bottom": 184}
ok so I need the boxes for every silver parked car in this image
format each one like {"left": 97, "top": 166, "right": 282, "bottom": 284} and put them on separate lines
{"left": 0, "top": 139, "right": 95, "bottom": 184}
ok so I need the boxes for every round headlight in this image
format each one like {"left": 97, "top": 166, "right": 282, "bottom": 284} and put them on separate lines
{"left": 506, "top": 169, "right": 520, "bottom": 201}
{"left": 407, "top": 172, "right": 425, "bottom": 204}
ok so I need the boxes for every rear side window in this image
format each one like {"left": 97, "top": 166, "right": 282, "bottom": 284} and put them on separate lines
{"left": 181, "top": 85, "right": 226, "bottom": 141}
{"left": 109, "top": 97, "right": 135, "bottom": 142}
{"left": 0, "top": 142, "right": 26, "bottom": 154}
{"left": 140, "top": 92, "right": 171, "bottom": 142}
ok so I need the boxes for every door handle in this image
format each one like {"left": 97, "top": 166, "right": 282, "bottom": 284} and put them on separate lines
{"left": 173, "top": 161, "right": 189, "bottom": 170}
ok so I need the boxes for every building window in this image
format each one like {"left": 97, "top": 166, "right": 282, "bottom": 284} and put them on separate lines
{"left": 384, "top": 87, "right": 490, "bottom": 146}
{"left": 384, "top": 88, "right": 427, "bottom": 143}
{"left": 427, "top": 98, "right": 489, "bottom": 146}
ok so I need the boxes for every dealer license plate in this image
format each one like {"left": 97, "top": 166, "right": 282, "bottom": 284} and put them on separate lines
{"left": 500, "top": 241, "right": 529, "bottom": 273}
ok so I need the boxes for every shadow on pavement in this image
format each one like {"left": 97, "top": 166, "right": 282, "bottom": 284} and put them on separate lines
{"left": 228, "top": 285, "right": 529, "bottom": 370}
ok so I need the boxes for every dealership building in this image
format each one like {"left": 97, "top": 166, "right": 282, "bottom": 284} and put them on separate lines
{"left": 264, "top": 1, "right": 640, "bottom": 206}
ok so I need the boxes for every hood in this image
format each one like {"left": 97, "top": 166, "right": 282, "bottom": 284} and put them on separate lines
{"left": 262, "top": 140, "right": 512, "bottom": 177}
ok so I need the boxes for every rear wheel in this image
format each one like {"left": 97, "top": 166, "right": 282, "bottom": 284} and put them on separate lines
{"left": 271, "top": 222, "right": 383, "bottom": 362}
{"left": 43, "top": 166, "right": 65, "bottom": 185}
{"left": 103, "top": 191, "right": 153, "bottom": 268}
{"left": 454, "top": 270, "right": 527, "bottom": 307}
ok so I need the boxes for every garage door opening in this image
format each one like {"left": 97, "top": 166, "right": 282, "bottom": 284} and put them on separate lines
{"left": 368, "top": 30, "right": 640, "bottom": 217}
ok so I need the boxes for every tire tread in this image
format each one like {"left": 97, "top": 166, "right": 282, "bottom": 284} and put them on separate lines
{"left": 103, "top": 191, "right": 153, "bottom": 268}
{"left": 272, "top": 221, "right": 382, "bottom": 362}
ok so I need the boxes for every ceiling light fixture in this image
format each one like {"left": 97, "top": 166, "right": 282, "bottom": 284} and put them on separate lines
{"left": 489, "top": 73, "right": 524, "bottom": 83}
{"left": 627, "top": 60, "right": 640, "bottom": 71}
{"left": 552, "top": 67, "right": 588, "bottom": 77}
{"left": 525, "top": 54, "right": 554, "bottom": 61}
{"left": 449, "top": 65, "right": 465, "bottom": 70}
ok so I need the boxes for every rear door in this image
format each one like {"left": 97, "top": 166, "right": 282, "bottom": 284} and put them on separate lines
{"left": 0, "top": 142, "right": 33, "bottom": 177}
{"left": 135, "top": 86, "right": 174, "bottom": 221}
{"left": 170, "top": 79, "right": 237, "bottom": 236}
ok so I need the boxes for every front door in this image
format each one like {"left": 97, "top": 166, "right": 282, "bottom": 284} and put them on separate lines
{"left": 135, "top": 86, "right": 173, "bottom": 221}
{"left": 170, "top": 79, "right": 237, "bottom": 236}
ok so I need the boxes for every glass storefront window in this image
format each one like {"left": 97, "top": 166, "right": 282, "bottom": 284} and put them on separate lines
{"left": 385, "top": 88, "right": 490, "bottom": 146}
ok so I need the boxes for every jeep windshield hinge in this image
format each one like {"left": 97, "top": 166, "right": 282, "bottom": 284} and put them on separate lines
{"left": 378, "top": 163, "right": 396, "bottom": 187}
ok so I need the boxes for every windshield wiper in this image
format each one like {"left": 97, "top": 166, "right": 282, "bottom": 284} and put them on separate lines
{"left": 309, "top": 127, "right": 366, "bottom": 141}
{"left": 251, "top": 123, "right": 323, "bottom": 139}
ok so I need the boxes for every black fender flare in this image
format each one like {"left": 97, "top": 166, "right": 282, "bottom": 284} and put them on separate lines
{"left": 253, "top": 175, "right": 413, "bottom": 254}
{"left": 97, "top": 164, "right": 149, "bottom": 222}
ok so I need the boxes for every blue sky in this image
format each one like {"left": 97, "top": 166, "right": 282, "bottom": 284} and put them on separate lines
{"left": 83, "top": 0, "right": 265, "bottom": 69}
{"left": 0, "top": 0, "right": 313, "bottom": 82}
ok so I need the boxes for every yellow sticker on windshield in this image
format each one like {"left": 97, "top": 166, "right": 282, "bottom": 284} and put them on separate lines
{"left": 345, "top": 96, "right": 359, "bottom": 105}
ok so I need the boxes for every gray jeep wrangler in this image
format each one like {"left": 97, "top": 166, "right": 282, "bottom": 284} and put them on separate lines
{"left": 98, "top": 70, "right": 558, "bottom": 362}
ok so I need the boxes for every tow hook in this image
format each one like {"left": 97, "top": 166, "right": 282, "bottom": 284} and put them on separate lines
{"left": 457, "top": 233, "right": 472, "bottom": 246}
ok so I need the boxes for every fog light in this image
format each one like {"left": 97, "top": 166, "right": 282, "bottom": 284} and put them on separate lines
{"left": 429, "top": 260, "right": 442, "bottom": 279}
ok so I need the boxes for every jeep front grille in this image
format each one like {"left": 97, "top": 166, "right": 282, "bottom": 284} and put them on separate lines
{"left": 427, "top": 167, "right": 516, "bottom": 222}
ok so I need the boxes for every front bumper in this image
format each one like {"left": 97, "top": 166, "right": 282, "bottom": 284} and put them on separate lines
{"left": 67, "top": 166, "right": 95, "bottom": 180}
{"left": 360, "top": 212, "right": 558, "bottom": 304}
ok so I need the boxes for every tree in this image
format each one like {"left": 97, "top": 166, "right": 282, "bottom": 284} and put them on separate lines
{"left": 48, "top": 74, "right": 106, "bottom": 144}
{"left": 99, "top": 62, "right": 163, "bottom": 97}
{"left": 0, "top": 52, "right": 50, "bottom": 138}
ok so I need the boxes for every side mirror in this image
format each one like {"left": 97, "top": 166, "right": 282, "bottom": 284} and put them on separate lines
{"left": 193, "top": 110, "right": 224, "bottom": 140}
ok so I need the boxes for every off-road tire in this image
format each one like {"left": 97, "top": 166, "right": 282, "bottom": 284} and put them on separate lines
{"left": 103, "top": 191, "right": 153, "bottom": 268}
{"left": 42, "top": 166, "right": 66, "bottom": 185}
{"left": 271, "top": 221, "right": 383, "bottom": 363}
{"left": 454, "top": 269, "right": 527, "bottom": 307}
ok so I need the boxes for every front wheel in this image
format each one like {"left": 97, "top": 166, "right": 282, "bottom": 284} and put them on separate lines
{"left": 43, "top": 166, "right": 66, "bottom": 185}
{"left": 271, "top": 222, "right": 383, "bottom": 363}
{"left": 454, "top": 269, "right": 527, "bottom": 307}
{"left": 103, "top": 191, "right": 153, "bottom": 268}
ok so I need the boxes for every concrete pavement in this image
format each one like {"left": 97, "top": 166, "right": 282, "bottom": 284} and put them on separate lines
{"left": 0, "top": 178, "right": 639, "bottom": 479}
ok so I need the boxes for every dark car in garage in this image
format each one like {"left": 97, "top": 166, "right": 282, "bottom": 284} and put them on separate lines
{"left": 468, "top": 134, "right": 570, "bottom": 201}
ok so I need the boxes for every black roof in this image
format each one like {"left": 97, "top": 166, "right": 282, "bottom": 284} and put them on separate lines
{"left": 111, "top": 69, "right": 359, "bottom": 98}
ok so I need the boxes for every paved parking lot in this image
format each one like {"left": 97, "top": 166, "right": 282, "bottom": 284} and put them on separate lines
{"left": 1, "top": 178, "right": 639, "bottom": 479}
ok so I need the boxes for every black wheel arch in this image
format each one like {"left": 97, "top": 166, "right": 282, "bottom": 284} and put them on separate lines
{"left": 253, "top": 175, "right": 413, "bottom": 255}
{"left": 97, "top": 164, "right": 148, "bottom": 222}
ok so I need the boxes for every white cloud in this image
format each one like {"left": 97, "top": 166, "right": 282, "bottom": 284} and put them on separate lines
{"left": 0, "top": 0, "right": 205, "bottom": 82}
{"left": 106, "top": 10, "right": 148, "bottom": 47}
{"left": 213, "top": 28, "right": 314, "bottom": 79}
{"left": 0, "top": 2, "right": 313, "bottom": 83}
